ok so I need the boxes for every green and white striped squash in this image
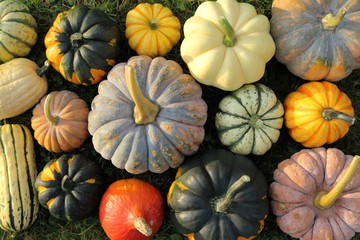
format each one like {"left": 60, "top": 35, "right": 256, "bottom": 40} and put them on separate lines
{"left": 0, "top": 0, "right": 38, "bottom": 63}
{"left": 0, "top": 124, "right": 39, "bottom": 232}
{"left": 215, "top": 83, "right": 284, "bottom": 155}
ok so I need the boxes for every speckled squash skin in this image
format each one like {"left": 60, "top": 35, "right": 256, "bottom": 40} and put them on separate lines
{"left": 88, "top": 55, "right": 207, "bottom": 174}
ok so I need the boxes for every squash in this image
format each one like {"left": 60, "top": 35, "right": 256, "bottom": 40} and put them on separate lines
{"left": 44, "top": 4, "right": 121, "bottom": 85}
{"left": 0, "top": 0, "right": 38, "bottom": 63}
{"left": 271, "top": 0, "right": 360, "bottom": 81}
{"left": 284, "top": 81, "right": 355, "bottom": 147}
{"left": 270, "top": 147, "right": 360, "bottom": 240}
{"left": 35, "top": 154, "right": 103, "bottom": 221}
{"left": 180, "top": 0, "right": 275, "bottom": 91}
{"left": 125, "top": 2, "right": 181, "bottom": 57}
{"left": 88, "top": 55, "right": 208, "bottom": 174}
{"left": 0, "top": 58, "right": 49, "bottom": 120}
{"left": 99, "top": 178, "right": 164, "bottom": 240}
{"left": 215, "top": 83, "right": 284, "bottom": 155}
{"left": 167, "top": 148, "right": 269, "bottom": 240}
{"left": 0, "top": 124, "right": 39, "bottom": 232}
{"left": 31, "top": 90, "right": 90, "bottom": 153}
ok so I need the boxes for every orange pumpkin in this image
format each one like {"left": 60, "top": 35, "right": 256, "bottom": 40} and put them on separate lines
{"left": 31, "top": 90, "right": 89, "bottom": 153}
{"left": 284, "top": 81, "right": 355, "bottom": 147}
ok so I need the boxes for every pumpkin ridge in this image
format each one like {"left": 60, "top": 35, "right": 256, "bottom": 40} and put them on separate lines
{"left": 289, "top": 158, "right": 320, "bottom": 189}
{"left": 274, "top": 169, "right": 311, "bottom": 195}
{"left": 230, "top": 95, "right": 252, "bottom": 117}
{"left": 271, "top": 199, "right": 307, "bottom": 217}
{"left": 331, "top": 209, "right": 355, "bottom": 233}
{"left": 227, "top": 126, "right": 252, "bottom": 148}
{"left": 0, "top": 28, "right": 34, "bottom": 48}
{"left": 0, "top": 41, "right": 20, "bottom": 59}
{"left": 258, "top": 101, "right": 283, "bottom": 119}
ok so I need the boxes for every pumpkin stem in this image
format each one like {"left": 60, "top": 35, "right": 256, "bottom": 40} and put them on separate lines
{"left": 44, "top": 93, "right": 59, "bottom": 126}
{"left": 125, "top": 65, "right": 160, "bottom": 124}
{"left": 322, "top": 108, "right": 356, "bottom": 125}
{"left": 70, "top": 32, "right": 83, "bottom": 48}
{"left": 314, "top": 155, "right": 360, "bottom": 210}
{"left": 61, "top": 175, "right": 74, "bottom": 192}
{"left": 149, "top": 18, "right": 158, "bottom": 30}
{"left": 219, "top": 16, "right": 237, "bottom": 47}
{"left": 249, "top": 115, "right": 264, "bottom": 129}
{"left": 215, "top": 175, "right": 250, "bottom": 214}
{"left": 134, "top": 217, "right": 153, "bottom": 237}
{"left": 322, "top": 7, "right": 347, "bottom": 31}
{"left": 37, "top": 60, "right": 51, "bottom": 76}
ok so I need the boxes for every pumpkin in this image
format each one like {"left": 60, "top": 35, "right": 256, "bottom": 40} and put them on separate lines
{"left": 0, "top": 58, "right": 49, "bottom": 120}
{"left": 271, "top": 0, "right": 360, "bottom": 81}
{"left": 167, "top": 148, "right": 269, "bottom": 240}
{"left": 99, "top": 178, "right": 164, "bottom": 240}
{"left": 44, "top": 4, "right": 121, "bottom": 85}
{"left": 215, "top": 83, "right": 284, "bottom": 155}
{"left": 31, "top": 90, "right": 90, "bottom": 153}
{"left": 88, "top": 55, "right": 207, "bottom": 174}
{"left": 125, "top": 2, "right": 181, "bottom": 57}
{"left": 0, "top": 0, "right": 38, "bottom": 63}
{"left": 269, "top": 147, "right": 360, "bottom": 240}
{"left": 284, "top": 81, "right": 355, "bottom": 147}
{"left": 0, "top": 124, "right": 39, "bottom": 232}
{"left": 35, "top": 154, "right": 103, "bottom": 221}
{"left": 180, "top": 0, "right": 275, "bottom": 91}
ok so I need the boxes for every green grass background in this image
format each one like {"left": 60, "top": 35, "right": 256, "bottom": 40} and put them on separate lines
{"left": 1, "top": 0, "right": 360, "bottom": 239}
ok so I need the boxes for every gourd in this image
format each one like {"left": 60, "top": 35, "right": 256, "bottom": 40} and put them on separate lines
{"left": 99, "top": 178, "right": 164, "bottom": 240}
{"left": 284, "top": 81, "right": 355, "bottom": 147}
{"left": 35, "top": 154, "right": 103, "bottom": 221}
{"left": 0, "top": 58, "right": 48, "bottom": 120}
{"left": 125, "top": 2, "right": 181, "bottom": 57}
{"left": 0, "top": 0, "right": 38, "bottom": 63}
{"left": 167, "top": 149, "right": 269, "bottom": 240}
{"left": 88, "top": 55, "right": 208, "bottom": 174}
{"left": 44, "top": 4, "right": 121, "bottom": 85}
{"left": 271, "top": 0, "right": 360, "bottom": 81}
{"left": 0, "top": 124, "right": 39, "bottom": 232}
{"left": 31, "top": 90, "right": 90, "bottom": 153}
{"left": 270, "top": 147, "right": 360, "bottom": 240}
{"left": 215, "top": 83, "right": 284, "bottom": 155}
{"left": 180, "top": 0, "right": 275, "bottom": 91}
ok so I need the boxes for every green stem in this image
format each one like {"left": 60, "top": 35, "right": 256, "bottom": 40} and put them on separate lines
{"left": 61, "top": 175, "right": 74, "bottom": 192}
{"left": 134, "top": 217, "right": 152, "bottom": 237}
{"left": 218, "top": 16, "right": 237, "bottom": 47}
{"left": 322, "top": 7, "right": 347, "bottom": 30}
{"left": 322, "top": 108, "right": 355, "bottom": 125}
{"left": 149, "top": 18, "right": 158, "bottom": 30}
{"left": 70, "top": 32, "right": 83, "bottom": 48}
{"left": 44, "top": 93, "right": 59, "bottom": 126}
{"left": 37, "top": 60, "right": 51, "bottom": 76}
{"left": 249, "top": 115, "right": 264, "bottom": 129}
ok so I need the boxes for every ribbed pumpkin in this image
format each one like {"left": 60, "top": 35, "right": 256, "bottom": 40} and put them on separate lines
{"left": 125, "top": 2, "right": 181, "bottom": 57}
{"left": 44, "top": 4, "right": 121, "bottom": 85}
{"left": 167, "top": 149, "right": 269, "bottom": 240}
{"left": 88, "top": 55, "right": 207, "bottom": 174}
{"left": 31, "top": 90, "right": 90, "bottom": 153}
{"left": 271, "top": 0, "right": 360, "bottom": 81}
{"left": 215, "top": 83, "right": 284, "bottom": 155}
{"left": 0, "top": 124, "right": 39, "bottom": 232}
{"left": 0, "top": 0, "right": 38, "bottom": 63}
{"left": 284, "top": 81, "right": 355, "bottom": 147}
{"left": 0, "top": 58, "right": 48, "bottom": 120}
{"left": 35, "top": 154, "right": 103, "bottom": 221}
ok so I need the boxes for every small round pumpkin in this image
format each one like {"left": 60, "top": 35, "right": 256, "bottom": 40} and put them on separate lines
{"left": 215, "top": 83, "right": 284, "bottom": 155}
{"left": 0, "top": 0, "right": 38, "bottom": 63}
{"left": 35, "top": 154, "right": 103, "bottom": 221}
{"left": 284, "top": 81, "right": 355, "bottom": 147}
{"left": 167, "top": 149, "right": 269, "bottom": 240}
{"left": 125, "top": 2, "right": 181, "bottom": 57}
{"left": 271, "top": 0, "right": 360, "bottom": 81}
{"left": 99, "top": 178, "right": 164, "bottom": 240}
{"left": 31, "top": 90, "right": 90, "bottom": 153}
{"left": 270, "top": 147, "right": 360, "bottom": 240}
{"left": 88, "top": 55, "right": 208, "bottom": 174}
{"left": 44, "top": 4, "right": 121, "bottom": 85}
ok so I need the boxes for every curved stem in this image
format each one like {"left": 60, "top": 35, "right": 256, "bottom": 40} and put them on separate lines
{"left": 149, "top": 18, "right": 158, "bottom": 30}
{"left": 322, "top": 7, "right": 347, "bottom": 30}
{"left": 44, "top": 93, "right": 59, "bottom": 126}
{"left": 61, "top": 175, "right": 74, "bottom": 192}
{"left": 218, "top": 16, "right": 237, "bottom": 47}
{"left": 134, "top": 217, "right": 152, "bottom": 237}
{"left": 322, "top": 108, "right": 355, "bottom": 125}
{"left": 314, "top": 155, "right": 360, "bottom": 210}
{"left": 37, "top": 60, "right": 51, "bottom": 76}
{"left": 125, "top": 65, "right": 159, "bottom": 124}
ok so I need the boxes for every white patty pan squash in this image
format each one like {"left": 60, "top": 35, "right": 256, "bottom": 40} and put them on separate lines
{"left": 180, "top": 0, "right": 275, "bottom": 91}
{"left": 88, "top": 55, "right": 208, "bottom": 174}
{"left": 215, "top": 83, "right": 284, "bottom": 155}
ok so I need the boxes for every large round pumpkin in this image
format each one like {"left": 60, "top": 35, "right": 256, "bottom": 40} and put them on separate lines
{"left": 44, "top": 4, "right": 121, "bottom": 85}
{"left": 88, "top": 55, "right": 208, "bottom": 174}
{"left": 270, "top": 148, "right": 360, "bottom": 240}
{"left": 271, "top": 0, "right": 360, "bottom": 81}
{"left": 0, "top": 0, "right": 38, "bottom": 63}
{"left": 167, "top": 149, "right": 269, "bottom": 240}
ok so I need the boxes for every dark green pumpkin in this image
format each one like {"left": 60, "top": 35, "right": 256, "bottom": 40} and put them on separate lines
{"left": 44, "top": 4, "right": 121, "bottom": 85}
{"left": 167, "top": 149, "right": 268, "bottom": 240}
{"left": 35, "top": 154, "right": 103, "bottom": 221}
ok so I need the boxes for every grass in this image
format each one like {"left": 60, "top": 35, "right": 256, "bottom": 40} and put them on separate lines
{"left": 1, "top": 0, "right": 360, "bottom": 239}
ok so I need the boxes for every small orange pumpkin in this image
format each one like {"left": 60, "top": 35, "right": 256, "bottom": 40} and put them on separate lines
{"left": 31, "top": 90, "right": 89, "bottom": 153}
